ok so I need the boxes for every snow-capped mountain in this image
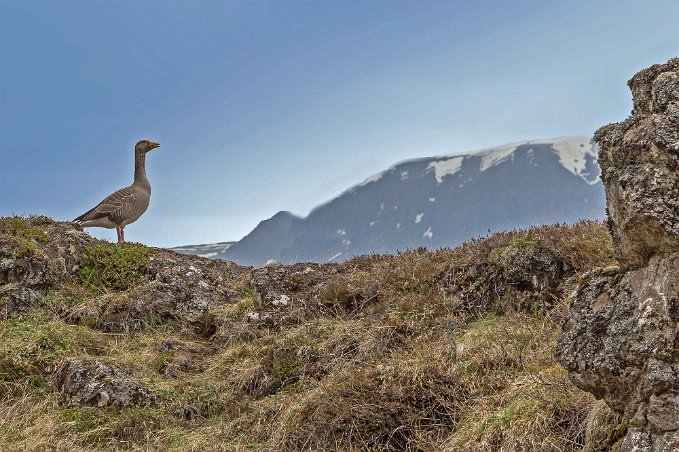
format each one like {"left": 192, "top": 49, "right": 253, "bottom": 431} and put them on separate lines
{"left": 188, "top": 137, "right": 606, "bottom": 265}
{"left": 170, "top": 242, "right": 235, "bottom": 259}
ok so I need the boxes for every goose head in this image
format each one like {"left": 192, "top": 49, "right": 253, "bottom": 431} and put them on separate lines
{"left": 135, "top": 140, "right": 160, "bottom": 154}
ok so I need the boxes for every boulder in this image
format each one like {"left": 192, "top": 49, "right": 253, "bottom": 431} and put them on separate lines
{"left": 54, "top": 359, "right": 154, "bottom": 408}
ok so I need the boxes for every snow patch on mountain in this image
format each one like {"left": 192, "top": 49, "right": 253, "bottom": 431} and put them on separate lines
{"left": 328, "top": 252, "right": 343, "bottom": 261}
{"left": 360, "top": 170, "right": 387, "bottom": 186}
{"left": 352, "top": 137, "right": 596, "bottom": 192}
{"left": 427, "top": 156, "right": 464, "bottom": 183}
{"left": 170, "top": 242, "right": 235, "bottom": 259}
{"left": 478, "top": 143, "right": 519, "bottom": 171}
{"left": 533, "top": 137, "right": 599, "bottom": 185}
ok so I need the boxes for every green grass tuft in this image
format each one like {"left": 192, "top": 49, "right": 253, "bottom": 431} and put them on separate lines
{"left": 0, "top": 216, "right": 51, "bottom": 259}
{"left": 0, "top": 316, "right": 100, "bottom": 397}
{"left": 78, "top": 242, "right": 150, "bottom": 291}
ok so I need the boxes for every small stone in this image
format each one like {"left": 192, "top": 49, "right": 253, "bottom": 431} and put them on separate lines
{"left": 272, "top": 295, "right": 290, "bottom": 306}
{"left": 246, "top": 312, "right": 260, "bottom": 321}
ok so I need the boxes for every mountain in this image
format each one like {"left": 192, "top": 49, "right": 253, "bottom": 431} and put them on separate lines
{"left": 200, "top": 136, "right": 606, "bottom": 266}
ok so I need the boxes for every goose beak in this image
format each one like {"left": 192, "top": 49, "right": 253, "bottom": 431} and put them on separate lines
{"left": 149, "top": 142, "right": 160, "bottom": 150}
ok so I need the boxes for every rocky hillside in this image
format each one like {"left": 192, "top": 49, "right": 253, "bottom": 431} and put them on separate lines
{"left": 0, "top": 216, "right": 618, "bottom": 451}
{"left": 220, "top": 136, "right": 605, "bottom": 266}
{"left": 557, "top": 58, "right": 679, "bottom": 451}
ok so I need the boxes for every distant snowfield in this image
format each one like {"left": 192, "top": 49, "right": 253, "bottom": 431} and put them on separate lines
{"left": 359, "top": 170, "right": 387, "bottom": 186}
{"left": 478, "top": 143, "right": 518, "bottom": 172}
{"left": 541, "top": 137, "right": 599, "bottom": 185}
{"left": 427, "top": 156, "right": 464, "bottom": 183}
{"left": 328, "top": 251, "right": 343, "bottom": 261}
{"left": 467, "top": 136, "right": 597, "bottom": 183}
{"left": 170, "top": 242, "right": 234, "bottom": 258}
{"left": 353, "top": 136, "right": 597, "bottom": 189}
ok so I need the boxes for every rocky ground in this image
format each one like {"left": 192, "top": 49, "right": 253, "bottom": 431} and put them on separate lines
{"left": 0, "top": 215, "right": 618, "bottom": 451}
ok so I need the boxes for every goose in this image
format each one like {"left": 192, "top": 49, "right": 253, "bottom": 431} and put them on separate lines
{"left": 74, "top": 140, "right": 160, "bottom": 243}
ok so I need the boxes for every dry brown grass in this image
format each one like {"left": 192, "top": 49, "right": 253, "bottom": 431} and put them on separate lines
{"left": 0, "top": 221, "right": 616, "bottom": 451}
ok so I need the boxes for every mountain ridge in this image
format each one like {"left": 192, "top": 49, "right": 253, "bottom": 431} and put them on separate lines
{"left": 201, "top": 136, "right": 605, "bottom": 265}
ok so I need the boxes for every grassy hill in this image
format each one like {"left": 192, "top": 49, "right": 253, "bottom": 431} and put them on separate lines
{"left": 0, "top": 217, "right": 624, "bottom": 451}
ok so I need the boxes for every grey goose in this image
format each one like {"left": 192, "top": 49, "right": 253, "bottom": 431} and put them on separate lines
{"left": 74, "top": 140, "right": 160, "bottom": 243}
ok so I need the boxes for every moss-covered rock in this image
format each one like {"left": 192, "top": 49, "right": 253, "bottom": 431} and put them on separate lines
{"left": 0, "top": 216, "right": 94, "bottom": 314}
{"left": 583, "top": 401, "right": 626, "bottom": 452}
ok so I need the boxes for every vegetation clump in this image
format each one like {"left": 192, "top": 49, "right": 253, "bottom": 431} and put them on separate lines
{"left": 0, "top": 216, "right": 50, "bottom": 259}
{"left": 78, "top": 242, "right": 150, "bottom": 291}
{"left": 0, "top": 315, "right": 100, "bottom": 398}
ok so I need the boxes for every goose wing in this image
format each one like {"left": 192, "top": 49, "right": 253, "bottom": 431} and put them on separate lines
{"left": 74, "top": 186, "right": 135, "bottom": 224}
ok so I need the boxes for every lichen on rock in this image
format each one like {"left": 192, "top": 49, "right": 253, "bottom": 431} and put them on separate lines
{"left": 558, "top": 57, "right": 679, "bottom": 451}
{"left": 55, "top": 359, "right": 154, "bottom": 408}
{"left": 594, "top": 58, "right": 679, "bottom": 271}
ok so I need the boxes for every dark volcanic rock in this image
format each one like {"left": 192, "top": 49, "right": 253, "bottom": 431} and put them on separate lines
{"left": 559, "top": 259, "right": 679, "bottom": 450}
{"left": 558, "top": 58, "right": 679, "bottom": 451}
{"left": 55, "top": 359, "right": 154, "bottom": 408}
{"left": 247, "top": 262, "right": 339, "bottom": 324}
{"left": 251, "top": 262, "right": 338, "bottom": 307}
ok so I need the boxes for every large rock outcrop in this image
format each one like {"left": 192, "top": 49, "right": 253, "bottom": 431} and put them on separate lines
{"left": 595, "top": 58, "right": 679, "bottom": 271}
{"left": 558, "top": 58, "right": 679, "bottom": 451}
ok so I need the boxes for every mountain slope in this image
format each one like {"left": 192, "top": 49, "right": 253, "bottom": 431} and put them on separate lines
{"left": 218, "top": 137, "right": 605, "bottom": 266}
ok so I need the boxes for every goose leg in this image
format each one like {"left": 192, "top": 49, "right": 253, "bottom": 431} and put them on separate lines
{"left": 121, "top": 227, "right": 125, "bottom": 243}
{"left": 116, "top": 225, "right": 123, "bottom": 244}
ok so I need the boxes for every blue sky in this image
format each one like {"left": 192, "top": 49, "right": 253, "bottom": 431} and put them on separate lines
{"left": 1, "top": 0, "right": 677, "bottom": 247}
